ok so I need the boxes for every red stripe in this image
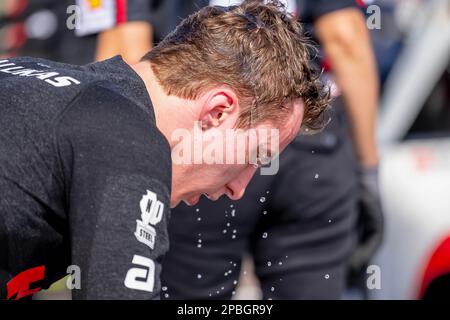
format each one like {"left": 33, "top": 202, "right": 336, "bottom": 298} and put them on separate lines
{"left": 116, "top": 0, "right": 127, "bottom": 24}
{"left": 418, "top": 236, "right": 450, "bottom": 298}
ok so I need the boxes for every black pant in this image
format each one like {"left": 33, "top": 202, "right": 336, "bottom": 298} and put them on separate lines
{"left": 161, "top": 99, "right": 359, "bottom": 299}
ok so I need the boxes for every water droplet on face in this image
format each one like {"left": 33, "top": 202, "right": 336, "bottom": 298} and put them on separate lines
{"left": 162, "top": 286, "right": 168, "bottom": 291}
{"left": 197, "top": 274, "right": 202, "bottom": 279}
{"left": 314, "top": 173, "right": 319, "bottom": 179}
{"left": 325, "top": 274, "right": 330, "bottom": 280}
{"left": 232, "top": 291, "right": 236, "bottom": 296}
{"left": 262, "top": 232, "right": 268, "bottom": 239}
{"left": 271, "top": 287, "right": 275, "bottom": 292}
{"left": 267, "top": 261, "right": 272, "bottom": 267}
{"left": 260, "top": 197, "right": 266, "bottom": 203}
{"left": 243, "top": 270, "right": 247, "bottom": 275}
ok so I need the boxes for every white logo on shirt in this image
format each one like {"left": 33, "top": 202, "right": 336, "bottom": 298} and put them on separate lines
{"left": 134, "top": 190, "right": 164, "bottom": 250}
{"left": 124, "top": 255, "right": 155, "bottom": 293}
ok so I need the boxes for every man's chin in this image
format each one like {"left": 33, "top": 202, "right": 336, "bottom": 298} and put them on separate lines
{"left": 182, "top": 196, "right": 200, "bottom": 206}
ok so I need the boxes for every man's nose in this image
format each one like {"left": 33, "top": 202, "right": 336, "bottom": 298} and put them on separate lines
{"left": 226, "top": 167, "right": 257, "bottom": 200}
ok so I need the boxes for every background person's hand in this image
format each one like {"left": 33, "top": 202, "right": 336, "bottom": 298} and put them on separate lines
{"left": 349, "top": 166, "right": 384, "bottom": 277}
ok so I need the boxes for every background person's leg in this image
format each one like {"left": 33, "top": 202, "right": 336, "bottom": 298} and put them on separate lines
{"left": 161, "top": 173, "right": 272, "bottom": 299}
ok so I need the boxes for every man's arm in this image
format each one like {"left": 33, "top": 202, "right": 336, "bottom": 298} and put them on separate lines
{"left": 96, "top": 21, "right": 153, "bottom": 64}
{"left": 315, "top": 7, "right": 379, "bottom": 167}
{"left": 56, "top": 85, "right": 171, "bottom": 299}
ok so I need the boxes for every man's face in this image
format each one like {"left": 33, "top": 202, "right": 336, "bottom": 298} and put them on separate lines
{"left": 170, "top": 97, "right": 304, "bottom": 207}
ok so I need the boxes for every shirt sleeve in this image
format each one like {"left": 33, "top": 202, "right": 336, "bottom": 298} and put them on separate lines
{"left": 75, "top": 0, "right": 153, "bottom": 37}
{"left": 298, "top": 0, "right": 358, "bottom": 23}
{"left": 56, "top": 84, "right": 172, "bottom": 299}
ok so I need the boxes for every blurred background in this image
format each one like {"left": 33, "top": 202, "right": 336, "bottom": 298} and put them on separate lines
{"left": 1, "top": 0, "right": 449, "bottom": 300}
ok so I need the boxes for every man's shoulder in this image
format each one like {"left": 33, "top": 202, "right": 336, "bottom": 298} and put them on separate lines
{"left": 57, "top": 83, "right": 171, "bottom": 180}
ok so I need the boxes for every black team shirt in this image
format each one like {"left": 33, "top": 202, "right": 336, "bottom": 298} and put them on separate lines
{"left": 0, "top": 56, "right": 172, "bottom": 299}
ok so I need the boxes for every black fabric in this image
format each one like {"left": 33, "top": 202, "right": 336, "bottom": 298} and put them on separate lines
{"left": 0, "top": 56, "right": 171, "bottom": 299}
{"left": 297, "top": 0, "right": 358, "bottom": 23}
{"left": 161, "top": 100, "right": 359, "bottom": 299}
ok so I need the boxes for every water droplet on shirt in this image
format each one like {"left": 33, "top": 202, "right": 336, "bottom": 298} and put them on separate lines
{"left": 164, "top": 293, "right": 169, "bottom": 298}
{"left": 263, "top": 210, "right": 268, "bottom": 215}
{"left": 223, "top": 229, "right": 227, "bottom": 234}
{"left": 260, "top": 197, "right": 266, "bottom": 203}
{"left": 197, "top": 274, "right": 202, "bottom": 279}
{"left": 231, "top": 209, "right": 236, "bottom": 217}
{"left": 233, "top": 280, "right": 238, "bottom": 285}
{"left": 230, "top": 204, "right": 234, "bottom": 208}
{"left": 262, "top": 232, "right": 268, "bottom": 239}
{"left": 314, "top": 173, "right": 319, "bottom": 179}
{"left": 231, "top": 235, "right": 236, "bottom": 239}
{"left": 226, "top": 222, "right": 231, "bottom": 227}
{"left": 325, "top": 274, "right": 330, "bottom": 280}
{"left": 278, "top": 261, "right": 282, "bottom": 265}
{"left": 271, "top": 287, "right": 275, "bottom": 292}
{"left": 267, "top": 261, "right": 272, "bottom": 267}
{"left": 197, "top": 244, "right": 202, "bottom": 248}
{"left": 197, "top": 217, "right": 202, "bottom": 221}
{"left": 196, "top": 208, "right": 200, "bottom": 212}
{"left": 232, "top": 229, "right": 237, "bottom": 234}
{"left": 162, "top": 286, "right": 168, "bottom": 291}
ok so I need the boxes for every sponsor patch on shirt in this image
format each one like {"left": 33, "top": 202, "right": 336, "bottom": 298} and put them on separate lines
{"left": 134, "top": 190, "right": 164, "bottom": 250}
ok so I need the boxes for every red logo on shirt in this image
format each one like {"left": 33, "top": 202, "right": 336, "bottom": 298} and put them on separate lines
{"left": 6, "top": 266, "right": 45, "bottom": 300}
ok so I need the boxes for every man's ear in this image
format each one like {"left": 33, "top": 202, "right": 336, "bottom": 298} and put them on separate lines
{"left": 200, "top": 89, "right": 239, "bottom": 130}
